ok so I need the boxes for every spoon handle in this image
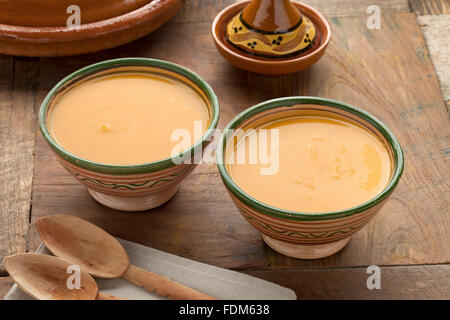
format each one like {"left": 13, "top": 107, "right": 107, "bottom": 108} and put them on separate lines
{"left": 122, "top": 264, "right": 216, "bottom": 300}
{"left": 96, "top": 292, "right": 127, "bottom": 300}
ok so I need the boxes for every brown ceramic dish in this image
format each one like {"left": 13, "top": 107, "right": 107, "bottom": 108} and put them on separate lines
{"left": 0, "top": 0, "right": 183, "bottom": 57}
{"left": 212, "top": 1, "right": 331, "bottom": 75}
{"left": 0, "top": 0, "right": 150, "bottom": 27}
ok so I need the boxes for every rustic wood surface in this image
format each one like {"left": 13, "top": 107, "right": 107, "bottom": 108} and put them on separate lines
{"left": 1, "top": 0, "right": 449, "bottom": 299}
{"left": 246, "top": 264, "right": 450, "bottom": 299}
{"left": 410, "top": 0, "right": 450, "bottom": 14}
{"left": 0, "top": 57, "right": 39, "bottom": 261}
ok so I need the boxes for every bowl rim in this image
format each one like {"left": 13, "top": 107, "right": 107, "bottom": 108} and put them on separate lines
{"left": 216, "top": 96, "right": 404, "bottom": 221}
{"left": 211, "top": 0, "right": 332, "bottom": 66}
{"left": 39, "top": 57, "right": 220, "bottom": 175}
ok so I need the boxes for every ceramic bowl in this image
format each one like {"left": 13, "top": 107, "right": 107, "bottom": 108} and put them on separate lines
{"left": 39, "top": 58, "right": 219, "bottom": 212}
{"left": 216, "top": 97, "right": 404, "bottom": 259}
{"left": 0, "top": 0, "right": 182, "bottom": 57}
{"left": 211, "top": 1, "right": 331, "bottom": 75}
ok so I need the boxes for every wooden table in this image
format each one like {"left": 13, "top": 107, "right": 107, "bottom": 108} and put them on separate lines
{"left": 1, "top": 0, "right": 449, "bottom": 300}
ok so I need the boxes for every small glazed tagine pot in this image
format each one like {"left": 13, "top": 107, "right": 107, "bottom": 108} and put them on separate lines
{"left": 212, "top": 0, "right": 331, "bottom": 75}
{"left": 216, "top": 97, "right": 404, "bottom": 259}
{"left": 0, "top": 0, "right": 183, "bottom": 57}
{"left": 227, "top": 0, "right": 316, "bottom": 58}
{"left": 39, "top": 58, "right": 219, "bottom": 212}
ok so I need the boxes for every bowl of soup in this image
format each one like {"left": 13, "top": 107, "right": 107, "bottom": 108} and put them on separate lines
{"left": 39, "top": 58, "right": 219, "bottom": 211}
{"left": 216, "top": 97, "right": 403, "bottom": 259}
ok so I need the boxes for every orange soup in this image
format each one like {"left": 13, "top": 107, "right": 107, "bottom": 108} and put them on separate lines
{"left": 49, "top": 73, "right": 209, "bottom": 165}
{"left": 226, "top": 116, "right": 392, "bottom": 213}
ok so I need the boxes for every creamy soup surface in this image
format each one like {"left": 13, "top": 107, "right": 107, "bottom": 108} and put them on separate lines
{"left": 50, "top": 73, "right": 209, "bottom": 165}
{"left": 226, "top": 116, "right": 392, "bottom": 213}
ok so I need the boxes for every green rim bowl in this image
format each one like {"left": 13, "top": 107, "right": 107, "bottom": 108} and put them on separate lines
{"left": 216, "top": 96, "right": 404, "bottom": 259}
{"left": 39, "top": 58, "right": 220, "bottom": 211}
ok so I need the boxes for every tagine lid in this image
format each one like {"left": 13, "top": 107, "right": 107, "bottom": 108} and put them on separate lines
{"left": 225, "top": 0, "right": 317, "bottom": 58}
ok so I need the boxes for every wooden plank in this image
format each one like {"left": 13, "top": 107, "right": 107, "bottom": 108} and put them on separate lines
{"left": 409, "top": 0, "right": 450, "bottom": 14}
{"left": 2, "top": 264, "right": 448, "bottom": 299}
{"left": 30, "top": 12, "right": 449, "bottom": 271}
{"left": 246, "top": 264, "right": 450, "bottom": 299}
{"left": 418, "top": 15, "right": 450, "bottom": 102}
{"left": 174, "top": 0, "right": 410, "bottom": 23}
{"left": 301, "top": 0, "right": 410, "bottom": 17}
{"left": 0, "top": 56, "right": 40, "bottom": 263}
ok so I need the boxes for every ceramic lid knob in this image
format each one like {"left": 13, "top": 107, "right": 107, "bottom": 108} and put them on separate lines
{"left": 225, "top": 0, "right": 317, "bottom": 58}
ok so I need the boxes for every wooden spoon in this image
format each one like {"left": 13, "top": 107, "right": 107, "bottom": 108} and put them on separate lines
{"left": 35, "top": 214, "right": 215, "bottom": 300}
{"left": 3, "top": 253, "right": 123, "bottom": 300}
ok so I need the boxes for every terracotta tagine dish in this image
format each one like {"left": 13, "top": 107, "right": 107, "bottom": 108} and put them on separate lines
{"left": 212, "top": 0, "right": 331, "bottom": 75}
{"left": 0, "top": 0, "right": 183, "bottom": 57}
